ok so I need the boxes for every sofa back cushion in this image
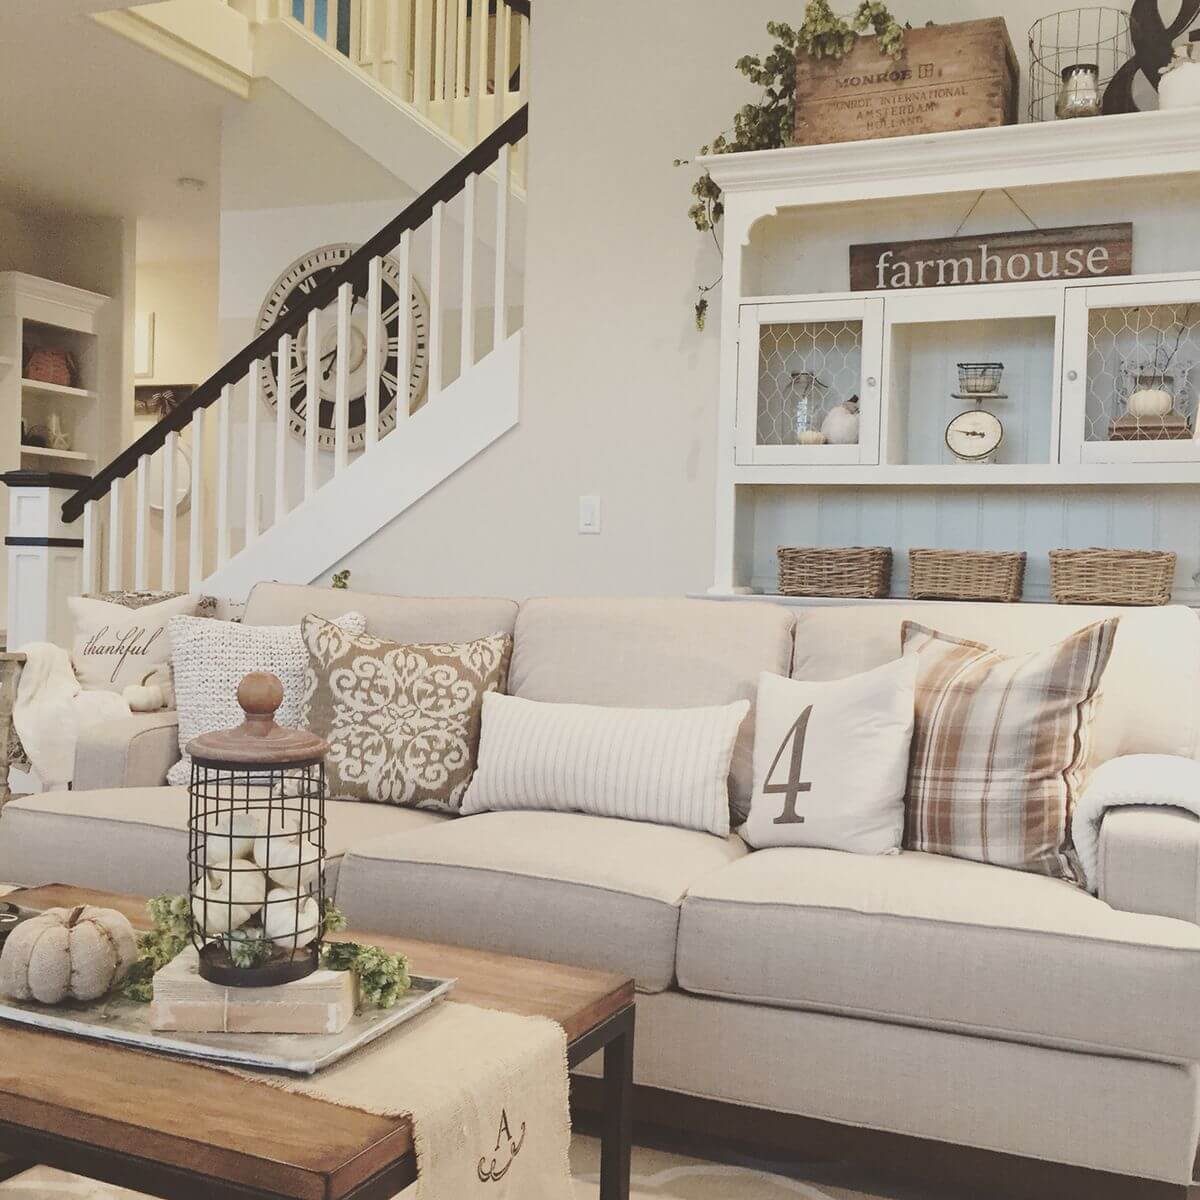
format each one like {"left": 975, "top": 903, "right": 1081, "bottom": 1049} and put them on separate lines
{"left": 792, "top": 602, "right": 1200, "bottom": 765}
{"left": 242, "top": 582, "right": 518, "bottom": 642}
{"left": 509, "top": 598, "right": 795, "bottom": 823}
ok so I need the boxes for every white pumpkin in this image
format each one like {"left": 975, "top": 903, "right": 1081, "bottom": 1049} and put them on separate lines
{"left": 251, "top": 810, "right": 302, "bottom": 869}
{"left": 263, "top": 888, "right": 320, "bottom": 949}
{"left": 192, "top": 858, "right": 268, "bottom": 936}
{"left": 122, "top": 682, "right": 164, "bottom": 712}
{"left": 204, "top": 810, "right": 265, "bottom": 861}
{"left": 795, "top": 429, "right": 827, "bottom": 446}
{"left": 0, "top": 905, "right": 138, "bottom": 1004}
{"left": 254, "top": 832, "right": 323, "bottom": 890}
{"left": 1127, "top": 385, "right": 1174, "bottom": 419}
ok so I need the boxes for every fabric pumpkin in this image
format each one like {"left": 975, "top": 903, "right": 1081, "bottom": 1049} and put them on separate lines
{"left": 0, "top": 905, "right": 138, "bottom": 1004}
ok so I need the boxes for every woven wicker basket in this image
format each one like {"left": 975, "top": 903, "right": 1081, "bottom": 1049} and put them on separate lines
{"left": 777, "top": 546, "right": 892, "bottom": 598}
{"left": 909, "top": 549, "right": 1026, "bottom": 603}
{"left": 1049, "top": 549, "right": 1176, "bottom": 606}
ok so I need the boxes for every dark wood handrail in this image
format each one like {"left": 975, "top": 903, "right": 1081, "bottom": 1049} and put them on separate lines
{"left": 63, "top": 105, "right": 528, "bottom": 523}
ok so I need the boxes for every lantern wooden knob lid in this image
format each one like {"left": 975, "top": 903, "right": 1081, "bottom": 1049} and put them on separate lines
{"left": 186, "top": 671, "right": 328, "bottom": 766}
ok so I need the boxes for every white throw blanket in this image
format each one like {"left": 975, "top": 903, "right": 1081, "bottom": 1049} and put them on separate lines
{"left": 1073, "top": 753, "right": 1200, "bottom": 892}
{"left": 12, "top": 642, "right": 130, "bottom": 789}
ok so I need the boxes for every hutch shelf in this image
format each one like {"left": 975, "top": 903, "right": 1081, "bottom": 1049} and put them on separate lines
{"left": 701, "top": 108, "right": 1200, "bottom": 600}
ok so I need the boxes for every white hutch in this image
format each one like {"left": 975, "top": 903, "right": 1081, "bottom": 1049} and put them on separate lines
{"left": 701, "top": 108, "right": 1200, "bottom": 603}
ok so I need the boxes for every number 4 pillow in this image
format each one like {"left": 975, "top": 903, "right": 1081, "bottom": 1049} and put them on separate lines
{"left": 743, "top": 658, "right": 918, "bottom": 854}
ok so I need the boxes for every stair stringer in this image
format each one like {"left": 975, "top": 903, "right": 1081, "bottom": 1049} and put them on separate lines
{"left": 201, "top": 330, "right": 520, "bottom": 599}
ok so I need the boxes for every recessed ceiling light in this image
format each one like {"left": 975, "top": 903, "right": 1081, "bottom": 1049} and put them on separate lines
{"left": 176, "top": 176, "right": 207, "bottom": 192}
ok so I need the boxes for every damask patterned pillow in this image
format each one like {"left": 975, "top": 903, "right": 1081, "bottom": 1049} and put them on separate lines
{"left": 299, "top": 615, "right": 513, "bottom": 812}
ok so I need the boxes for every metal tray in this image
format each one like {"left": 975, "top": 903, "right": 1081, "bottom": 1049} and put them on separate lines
{"left": 0, "top": 971, "right": 456, "bottom": 1075}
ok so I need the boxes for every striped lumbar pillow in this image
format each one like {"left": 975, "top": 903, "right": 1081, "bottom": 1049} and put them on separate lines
{"left": 460, "top": 693, "right": 750, "bottom": 836}
{"left": 902, "top": 618, "right": 1119, "bottom": 882}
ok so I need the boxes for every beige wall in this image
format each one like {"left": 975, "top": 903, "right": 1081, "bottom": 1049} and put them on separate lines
{"left": 336, "top": 0, "right": 1060, "bottom": 598}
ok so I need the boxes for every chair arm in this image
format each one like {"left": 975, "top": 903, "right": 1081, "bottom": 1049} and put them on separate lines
{"left": 73, "top": 712, "right": 180, "bottom": 791}
{"left": 1098, "top": 806, "right": 1200, "bottom": 925}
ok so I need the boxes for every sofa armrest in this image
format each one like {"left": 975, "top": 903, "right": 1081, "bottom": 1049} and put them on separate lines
{"left": 1098, "top": 806, "right": 1200, "bottom": 925}
{"left": 73, "top": 712, "right": 180, "bottom": 791}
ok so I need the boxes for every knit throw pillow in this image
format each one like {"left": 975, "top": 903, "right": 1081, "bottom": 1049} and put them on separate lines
{"left": 902, "top": 618, "right": 1119, "bottom": 882}
{"left": 299, "top": 615, "right": 512, "bottom": 812}
{"left": 167, "top": 611, "right": 366, "bottom": 786}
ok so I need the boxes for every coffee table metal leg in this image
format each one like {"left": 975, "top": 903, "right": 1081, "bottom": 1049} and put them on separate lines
{"left": 599, "top": 1009, "right": 634, "bottom": 1200}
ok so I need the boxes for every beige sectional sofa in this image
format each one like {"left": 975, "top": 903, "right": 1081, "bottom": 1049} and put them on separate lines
{"left": 3, "top": 581, "right": 1200, "bottom": 1194}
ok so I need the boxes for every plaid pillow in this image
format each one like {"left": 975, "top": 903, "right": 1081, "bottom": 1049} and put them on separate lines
{"left": 902, "top": 619, "right": 1119, "bottom": 882}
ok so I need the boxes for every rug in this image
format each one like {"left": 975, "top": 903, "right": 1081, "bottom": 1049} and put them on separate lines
{"left": 1, "top": 1136, "right": 963, "bottom": 1199}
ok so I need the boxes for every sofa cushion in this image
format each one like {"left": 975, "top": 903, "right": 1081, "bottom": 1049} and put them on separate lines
{"left": 0, "top": 788, "right": 446, "bottom": 898}
{"left": 335, "top": 810, "right": 747, "bottom": 992}
{"left": 508, "top": 599, "right": 795, "bottom": 824}
{"left": 243, "top": 582, "right": 519, "bottom": 642}
{"left": 676, "top": 848, "right": 1200, "bottom": 1062}
{"left": 791, "top": 602, "right": 1200, "bottom": 767}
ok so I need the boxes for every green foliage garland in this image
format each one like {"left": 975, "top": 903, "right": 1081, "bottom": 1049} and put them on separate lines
{"left": 679, "top": 4, "right": 905, "bottom": 330}
{"left": 121, "top": 896, "right": 411, "bottom": 1011}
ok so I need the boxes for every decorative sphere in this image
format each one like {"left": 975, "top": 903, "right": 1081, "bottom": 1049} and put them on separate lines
{"left": 238, "top": 672, "right": 284, "bottom": 717}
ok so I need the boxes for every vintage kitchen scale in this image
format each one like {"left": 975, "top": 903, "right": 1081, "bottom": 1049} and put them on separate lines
{"left": 945, "top": 362, "right": 1006, "bottom": 464}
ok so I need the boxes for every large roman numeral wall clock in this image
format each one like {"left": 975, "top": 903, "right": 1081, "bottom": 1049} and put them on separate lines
{"left": 256, "top": 243, "right": 430, "bottom": 451}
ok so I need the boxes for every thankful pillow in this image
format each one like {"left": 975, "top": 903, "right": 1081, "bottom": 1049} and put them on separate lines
{"left": 68, "top": 592, "right": 199, "bottom": 692}
{"left": 902, "top": 619, "right": 1119, "bottom": 881}
{"left": 167, "top": 610, "right": 366, "bottom": 786}
{"left": 743, "top": 659, "right": 917, "bottom": 853}
{"left": 461, "top": 692, "right": 750, "bottom": 836}
{"left": 300, "top": 616, "right": 512, "bottom": 812}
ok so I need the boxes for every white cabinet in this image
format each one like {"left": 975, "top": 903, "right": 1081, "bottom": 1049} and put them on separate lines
{"left": 1061, "top": 275, "right": 1200, "bottom": 465}
{"left": 736, "top": 299, "right": 882, "bottom": 466}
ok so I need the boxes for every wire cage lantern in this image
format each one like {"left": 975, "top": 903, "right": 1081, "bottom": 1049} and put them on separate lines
{"left": 186, "top": 671, "right": 328, "bottom": 988}
{"left": 1028, "top": 8, "right": 1132, "bottom": 121}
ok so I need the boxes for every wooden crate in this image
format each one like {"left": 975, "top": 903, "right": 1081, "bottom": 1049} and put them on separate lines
{"left": 793, "top": 18, "right": 1018, "bottom": 148}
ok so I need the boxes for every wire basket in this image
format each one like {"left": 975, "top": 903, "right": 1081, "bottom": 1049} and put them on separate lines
{"left": 777, "top": 546, "right": 892, "bottom": 598}
{"left": 957, "top": 362, "right": 1004, "bottom": 395}
{"left": 1049, "top": 549, "right": 1176, "bottom": 605}
{"left": 909, "top": 549, "right": 1026, "bottom": 603}
{"left": 1028, "top": 8, "right": 1131, "bottom": 122}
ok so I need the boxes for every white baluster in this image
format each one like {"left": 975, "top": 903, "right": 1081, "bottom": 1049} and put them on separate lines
{"left": 434, "top": 0, "right": 447, "bottom": 100}
{"left": 82, "top": 500, "right": 97, "bottom": 594}
{"left": 134, "top": 455, "right": 150, "bottom": 591}
{"left": 275, "top": 333, "right": 291, "bottom": 524}
{"left": 305, "top": 309, "right": 320, "bottom": 498}
{"left": 189, "top": 408, "right": 206, "bottom": 588}
{"left": 460, "top": 174, "right": 476, "bottom": 376}
{"left": 365, "top": 257, "right": 383, "bottom": 452}
{"left": 323, "top": 0, "right": 336, "bottom": 45}
{"left": 246, "top": 368, "right": 260, "bottom": 546}
{"left": 471, "top": 0, "right": 488, "bottom": 139}
{"left": 455, "top": 0, "right": 468, "bottom": 100}
{"left": 107, "top": 478, "right": 122, "bottom": 591}
{"left": 429, "top": 200, "right": 444, "bottom": 401}
{"left": 216, "top": 384, "right": 232, "bottom": 567}
{"left": 335, "top": 283, "right": 352, "bottom": 473}
{"left": 396, "top": 231, "right": 412, "bottom": 420}
{"left": 494, "top": 141, "right": 510, "bottom": 347}
{"left": 371, "top": 0, "right": 386, "bottom": 80}
{"left": 517, "top": 10, "right": 528, "bottom": 104}
{"left": 161, "top": 432, "right": 177, "bottom": 589}
{"left": 303, "top": 0, "right": 315, "bottom": 32}
{"left": 494, "top": 0, "right": 510, "bottom": 127}
{"left": 414, "top": 0, "right": 431, "bottom": 111}
{"left": 390, "top": 0, "right": 407, "bottom": 101}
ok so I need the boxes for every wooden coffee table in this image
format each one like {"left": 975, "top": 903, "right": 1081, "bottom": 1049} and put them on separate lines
{"left": 0, "top": 886, "right": 636, "bottom": 1200}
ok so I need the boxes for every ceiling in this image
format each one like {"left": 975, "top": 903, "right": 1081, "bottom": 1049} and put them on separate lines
{"left": 0, "top": 1, "right": 234, "bottom": 263}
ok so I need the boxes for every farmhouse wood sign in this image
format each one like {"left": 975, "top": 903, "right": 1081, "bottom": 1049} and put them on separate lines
{"left": 849, "top": 223, "right": 1133, "bottom": 291}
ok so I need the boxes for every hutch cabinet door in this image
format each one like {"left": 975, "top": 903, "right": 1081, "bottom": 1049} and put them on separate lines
{"left": 736, "top": 299, "right": 883, "bottom": 466}
{"left": 1062, "top": 277, "right": 1200, "bottom": 465}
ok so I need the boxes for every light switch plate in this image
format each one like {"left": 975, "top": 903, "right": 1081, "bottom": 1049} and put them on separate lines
{"left": 578, "top": 495, "right": 601, "bottom": 534}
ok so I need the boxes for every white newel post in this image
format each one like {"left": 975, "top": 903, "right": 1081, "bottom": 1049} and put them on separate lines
{"left": 2, "top": 472, "right": 87, "bottom": 651}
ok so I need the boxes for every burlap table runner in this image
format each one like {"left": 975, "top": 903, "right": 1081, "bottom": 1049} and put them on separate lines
{"left": 229, "top": 1000, "right": 574, "bottom": 1200}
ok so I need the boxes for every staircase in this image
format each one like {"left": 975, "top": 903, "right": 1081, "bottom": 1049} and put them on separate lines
{"left": 60, "top": 100, "right": 529, "bottom": 600}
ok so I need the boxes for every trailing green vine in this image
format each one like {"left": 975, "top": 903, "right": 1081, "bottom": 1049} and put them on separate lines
{"left": 121, "top": 896, "right": 411, "bottom": 1011}
{"left": 678, "top": 3, "right": 905, "bottom": 330}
